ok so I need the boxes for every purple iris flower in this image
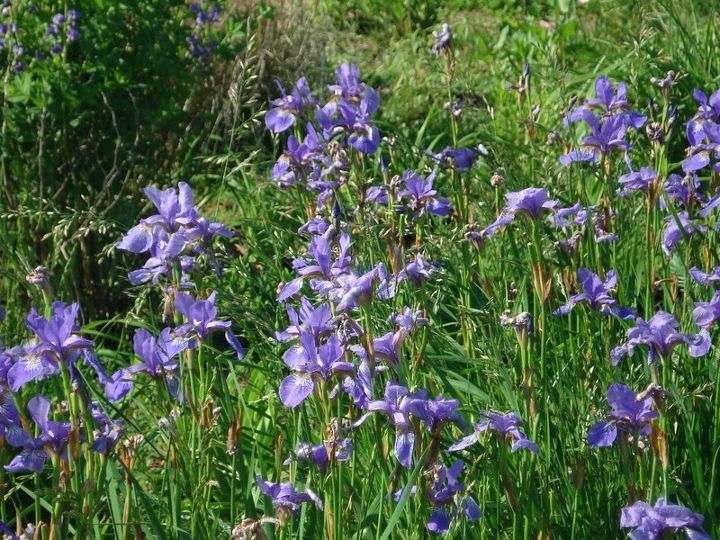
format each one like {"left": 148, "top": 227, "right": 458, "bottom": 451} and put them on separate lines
{"left": 105, "top": 328, "right": 191, "bottom": 401}
{"left": 275, "top": 298, "right": 334, "bottom": 343}
{"left": 549, "top": 202, "right": 617, "bottom": 244}
{"left": 611, "top": 310, "right": 710, "bottom": 365}
{"left": 326, "top": 264, "right": 391, "bottom": 312}
{"left": 342, "top": 359, "right": 373, "bottom": 409}
{"left": 277, "top": 232, "right": 352, "bottom": 303}
{"left": 128, "top": 252, "right": 196, "bottom": 287}
{"left": 698, "top": 189, "right": 720, "bottom": 219}
{"left": 662, "top": 211, "right": 706, "bottom": 257}
{"left": 397, "top": 253, "right": 438, "bottom": 286}
{"left": 689, "top": 266, "right": 720, "bottom": 287}
{"left": 682, "top": 120, "right": 720, "bottom": 174}
{"left": 279, "top": 331, "right": 354, "bottom": 408}
{"left": 449, "top": 411, "right": 538, "bottom": 454}
{"left": 661, "top": 173, "right": 704, "bottom": 209}
{"left": 118, "top": 182, "right": 201, "bottom": 252}
{"left": 256, "top": 475, "right": 323, "bottom": 515}
{"left": 0, "top": 388, "right": 28, "bottom": 448}
{"left": 431, "top": 23, "right": 452, "bottom": 56}
{"left": 421, "top": 396, "right": 462, "bottom": 432}
{"left": 426, "top": 460, "right": 482, "bottom": 534}
{"left": 117, "top": 182, "right": 231, "bottom": 284}
{"left": 271, "top": 123, "right": 324, "bottom": 187}
{"left": 174, "top": 292, "right": 244, "bottom": 360}
{"left": 365, "top": 185, "right": 389, "bottom": 206}
{"left": 90, "top": 403, "right": 123, "bottom": 454}
{"left": 482, "top": 187, "right": 558, "bottom": 238}
{"left": 691, "top": 87, "right": 720, "bottom": 122}
{"left": 693, "top": 291, "right": 720, "bottom": 330}
{"left": 620, "top": 498, "right": 709, "bottom": 540}
{"left": 432, "top": 147, "right": 478, "bottom": 172}
{"left": 5, "top": 396, "right": 70, "bottom": 473}
{"left": 283, "top": 437, "right": 353, "bottom": 473}
{"left": 554, "top": 268, "right": 635, "bottom": 319}
{"left": 587, "top": 383, "right": 658, "bottom": 448}
{"left": 342, "top": 99, "right": 381, "bottom": 154}
{"left": 566, "top": 75, "right": 647, "bottom": 129}
{"left": 328, "top": 63, "right": 378, "bottom": 105}
{"left": 316, "top": 64, "right": 381, "bottom": 154}
{"left": 7, "top": 302, "right": 94, "bottom": 391}
{"left": 560, "top": 113, "right": 631, "bottom": 166}
{"left": 66, "top": 25, "right": 80, "bottom": 42}
{"left": 365, "top": 381, "right": 429, "bottom": 467}
{"left": 397, "top": 170, "right": 451, "bottom": 219}
{"left": 358, "top": 308, "right": 427, "bottom": 367}
{"left": 265, "top": 77, "right": 316, "bottom": 133}
{"left": 617, "top": 166, "right": 657, "bottom": 197}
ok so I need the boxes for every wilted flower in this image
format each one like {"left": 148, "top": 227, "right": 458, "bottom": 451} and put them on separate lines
{"left": 620, "top": 498, "right": 709, "bottom": 540}
{"left": 431, "top": 23, "right": 452, "bottom": 56}
{"left": 587, "top": 383, "right": 658, "bottom": 448}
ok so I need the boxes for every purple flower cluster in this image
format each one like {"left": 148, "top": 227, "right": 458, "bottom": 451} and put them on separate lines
{"left": 554, "top": 268, "right": 635, "bottom": 319}
{"left": 0, "top": 298, "right": 122, "bottom": 473}
{"left": 267, "top": 63, "right": 381, "bottom": 205}
{"left": 621, "top": 498, "right": 709, "bottom": 539}
{"left": 481, "top": 187, "right": 558, "bottom": 238}
{"left": 611, "top": 310, "right": 710, "bottom": 365}
{"left": 186, "top": 2, "right": 221, "bottom": 62}
{"left": 366, "top": 169, "right": 452, "bottom": 220}
{"left": 106, "top": 291, "right": 243, "bottom": 401}
{"left": 561, "top": 75, "right": 646, "bottom": 166}
{"left": 587, "top": 383, "right": 658, "bottom": 448}
{"left": 45, "top": 9, "right": 80, "bottom": 55}
{"left": 425, "top": 460, "right": 482, "bottom": 533}
{"left": 116, "top": 182, "right": 233, "bottom": 286}
{"left": 549, "top": 202, "right": 618, "bottom": 250}
{"left": 448, "top": 411, "right": 538, "bottom": 454}
{"left": 683, "top": 88, "right": 720, "bottom": 174}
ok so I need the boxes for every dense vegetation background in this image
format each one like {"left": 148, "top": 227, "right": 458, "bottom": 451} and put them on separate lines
{"left": 0, "top": 0, "right": 719, "bottom": 538}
